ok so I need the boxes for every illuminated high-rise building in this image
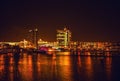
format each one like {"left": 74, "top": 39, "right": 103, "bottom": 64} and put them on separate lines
{"left": 56, "top": 27, "right": 71, "bottom": 48}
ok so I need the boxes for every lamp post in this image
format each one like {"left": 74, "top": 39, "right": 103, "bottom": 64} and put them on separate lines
{"left": 34, "top": 28, "right": 38, "bottom": 49}
{"left": 29, "top": 28, "right": 38, "bottom": 49}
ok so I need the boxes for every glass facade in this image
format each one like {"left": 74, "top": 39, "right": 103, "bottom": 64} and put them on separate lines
{"left": 56, "top": 28, "right": 71, "bottom": 48}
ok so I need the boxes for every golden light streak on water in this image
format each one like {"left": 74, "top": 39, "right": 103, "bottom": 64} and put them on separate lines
{"left": 105, "top": 57, "right": 112, "bottom": 81}
{"left": 85, "top": 57, "right": 93, "bottom": 79}
{"left": 18, "top": 53, "right": 33, "bottom": 81}
{"left": 57, "top": 56, "right": 73, "bottom": 81}
{"left": 77, "top": 55, "right": 82, "bottom": 73}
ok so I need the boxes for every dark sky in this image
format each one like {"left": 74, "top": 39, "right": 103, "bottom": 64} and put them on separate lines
{"left": 0, "top": 0, "right": 119, "bottom": 42}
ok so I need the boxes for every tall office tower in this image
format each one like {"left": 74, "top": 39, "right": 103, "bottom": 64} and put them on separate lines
{"left": 57, "top": 27, "right": 71, "bottom": 48}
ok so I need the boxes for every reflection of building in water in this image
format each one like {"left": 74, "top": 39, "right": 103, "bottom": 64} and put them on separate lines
{"left": 56, "top": 27, "right": 71, "bottom": 48}
{"left": 105, "top": 57, "right": 112, "bottom": 81}
{"left": 57, "top": 56, "right": 73, "bottom": 81}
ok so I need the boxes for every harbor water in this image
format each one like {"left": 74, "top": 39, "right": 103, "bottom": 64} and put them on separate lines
{"left": 0, "top": 52, "right": 120, "bottom": 81}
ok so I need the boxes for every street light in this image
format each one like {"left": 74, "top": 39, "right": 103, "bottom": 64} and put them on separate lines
{"left": 29, "top": 28, "right": 38, "bottom": 49}
{"left": 34, "top": 28, "right": 38, "bottom": 49}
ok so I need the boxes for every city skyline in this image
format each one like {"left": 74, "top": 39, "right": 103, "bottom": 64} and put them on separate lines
{"left": 0, "top": 0, "right": 119, "bottom": 42}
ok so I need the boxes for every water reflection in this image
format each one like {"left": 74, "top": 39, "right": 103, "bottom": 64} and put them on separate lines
{"left": 85, "top": 57, "right": 93, "bottom": 80}
{"left": 0, "top": 52, "right": 119, "bottom": 81}
{"left": 57, "top": 56, "right": 73, "bottom": 81}
{"left": 105, "top": 57, "right": 112, "bottom": 81}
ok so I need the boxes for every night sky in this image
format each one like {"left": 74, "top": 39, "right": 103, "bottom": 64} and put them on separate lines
{"left": 0, "top": 0, "right": 119, "bottom": 42}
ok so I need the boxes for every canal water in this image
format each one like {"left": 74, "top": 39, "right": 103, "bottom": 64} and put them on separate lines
{"left": 0, "top": 52, "right": 120, "bottom": 81}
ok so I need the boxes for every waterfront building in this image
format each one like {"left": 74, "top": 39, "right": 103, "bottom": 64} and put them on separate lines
{"left": 19, "top": 39, "right": 34, "bottom": 48}
{"left": 0, "top": 42, "right": 19, "bottom": 47}
{"left": 56, "top": 27, "right": 71, "bottom": 48}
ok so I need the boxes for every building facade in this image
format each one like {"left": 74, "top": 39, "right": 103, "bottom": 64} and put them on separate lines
{"left": 56, "top": 27, "right": 71, "bottom": 48}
